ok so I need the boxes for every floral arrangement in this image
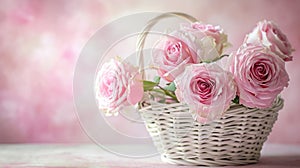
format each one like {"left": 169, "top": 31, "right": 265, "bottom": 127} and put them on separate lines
{"left": 95, "top": 20, "right": 293, "bottom": 124}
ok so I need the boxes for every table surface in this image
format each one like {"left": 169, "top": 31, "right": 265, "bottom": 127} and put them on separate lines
{"left": 0, "top": 143, "right": 300, "bottom": 168}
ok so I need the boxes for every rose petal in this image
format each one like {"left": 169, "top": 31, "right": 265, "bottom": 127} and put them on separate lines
{"left": 127, "top": 75, "right": 143, "bottom": 105}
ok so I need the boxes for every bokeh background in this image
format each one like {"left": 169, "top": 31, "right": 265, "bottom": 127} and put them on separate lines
{"left": 0, "top": 0, "right": 299, "bottom": 144}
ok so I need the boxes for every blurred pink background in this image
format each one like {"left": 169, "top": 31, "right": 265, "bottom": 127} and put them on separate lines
{"left": 0, "top": 0, "right": 299, "bottom": 144}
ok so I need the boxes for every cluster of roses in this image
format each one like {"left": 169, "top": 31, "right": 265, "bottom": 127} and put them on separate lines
{"left": 95, "top": 20, "right": 293, "bottom": 123}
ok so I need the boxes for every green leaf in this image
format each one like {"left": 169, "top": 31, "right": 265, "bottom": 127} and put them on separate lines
{"left": 164, "top": 82, "right": 176, "bottom": 92}
{"left": 153, "top": 76, "right": 161, "bottom": 84}
{"left": 152, "top": 88, "right": 165, "bottom": 94}
{"left": 143, "top": 80, "right": 157, "bottom": 91}
{"left": 232, "top": 95, "right": 239, "bottom": 104}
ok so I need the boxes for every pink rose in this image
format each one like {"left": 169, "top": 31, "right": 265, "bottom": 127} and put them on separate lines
{"left": 244, "top": 20, "right": 293, "bottom": 61}
{"left": 152, "top": 35, "right": 198, "bottom": 82}
{"left": 94, "top": 59, "right": 143, "bottom": 115}
{"left": 230, "top": 45, "right": 289, "bottom": 108}
{"left": 175, "top": 63, "right": 236, "bottom": 124}
{"left": 152, "top": 22, "right": 229, "bottom": 82}
{"left": 179, "top": 22, "right": 229, "bottom": 62}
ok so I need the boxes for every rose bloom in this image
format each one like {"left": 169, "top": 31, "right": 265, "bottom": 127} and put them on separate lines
{"left": 175, "top": 63, "right": 236, "bottom": 124}
{"left": 244, "top": 20, "right": 293, "bottom": 61}
{"left": 94, "top": 59, "right": 143, "bottom": 115}
{"left": 230, "top": 45, "right": 289, "bottom": 108}
{"left": 180, "top": 22, "right": 230, "bottom": 62}
{"left": 152, "top": 22, "right": 229, "bottom": 82}
{"left": 152, "top": 34, "right": 198, "bottom": 82}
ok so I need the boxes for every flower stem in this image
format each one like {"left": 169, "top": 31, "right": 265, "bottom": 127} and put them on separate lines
{"left": 157, "top": 85, "right": 179, "bottom": 103}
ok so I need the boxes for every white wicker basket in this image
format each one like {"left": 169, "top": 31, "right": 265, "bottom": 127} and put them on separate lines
{"left": 140, "top": 98, "right": 283, "bottom": 166}
{"left": 137, "top": 12, "right": 284, "bottom": 166}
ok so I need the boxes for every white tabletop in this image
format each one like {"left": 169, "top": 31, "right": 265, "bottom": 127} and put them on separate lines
{"left": 0, "top": 143, "right": 299, "bottom": 167}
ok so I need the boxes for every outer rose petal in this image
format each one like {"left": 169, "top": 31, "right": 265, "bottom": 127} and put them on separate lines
{"left": 197, "top": 116, "right": 208, "bottom": 123}
{"left": 127, "top": 74, "right": 143, "bottom": 105}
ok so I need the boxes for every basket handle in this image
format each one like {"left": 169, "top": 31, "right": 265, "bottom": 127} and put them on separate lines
{"left": 137, "top": 12, "right": 198, "bottom": 79}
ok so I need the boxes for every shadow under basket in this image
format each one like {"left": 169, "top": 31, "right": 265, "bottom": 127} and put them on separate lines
{"left": 139, "top": 98, "right": 283, "bottom": 166}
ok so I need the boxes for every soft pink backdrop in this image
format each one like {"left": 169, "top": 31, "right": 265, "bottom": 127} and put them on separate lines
{"left": 0, "top": 0, "right": 299, "bottom": 144}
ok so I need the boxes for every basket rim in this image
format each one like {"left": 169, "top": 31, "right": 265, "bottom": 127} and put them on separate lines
{"left": 139, "top": 97, "right": 284, "bottom": 114}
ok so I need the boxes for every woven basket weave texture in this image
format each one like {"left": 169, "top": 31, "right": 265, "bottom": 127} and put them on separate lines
{"left": 140, "top": 98, "right": 283, "bottom": 166}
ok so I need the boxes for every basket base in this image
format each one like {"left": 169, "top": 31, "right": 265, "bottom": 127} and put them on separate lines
{"left": 161, "top": 154, "right": 259, "bottom": 166}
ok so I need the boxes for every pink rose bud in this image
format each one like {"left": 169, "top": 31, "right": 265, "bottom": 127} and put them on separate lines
{"left": 244, "top": 20, "right": 293, "bottom": 61}
{"left": 175, "top": 63, "right": 236, "bottom": 124}
{"left": 230, "top": 45, "right": 289, "bottom": 108}
{"left": 94, "top": 59, "right": 143, "bottom": 115}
